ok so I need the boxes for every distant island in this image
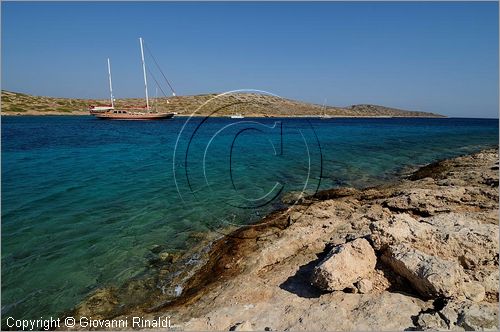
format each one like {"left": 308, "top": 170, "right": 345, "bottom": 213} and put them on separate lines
{"left": 1, "top": 90, "right": 445, "bottom": 118}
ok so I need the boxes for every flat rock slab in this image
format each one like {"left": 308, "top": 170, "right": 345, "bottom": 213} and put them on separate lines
{"left": 381, "top": 244, "right": 463, "bottom": 299}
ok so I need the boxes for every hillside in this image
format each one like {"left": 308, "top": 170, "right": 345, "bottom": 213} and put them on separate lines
{"left": 1, "top": 90, "right": 445, "bottom": 118}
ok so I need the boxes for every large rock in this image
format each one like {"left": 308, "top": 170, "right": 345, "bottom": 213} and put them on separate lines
{"left": 370, "top": 213, "right": 427, "bottom": 251}
{"left": 370, "top": 212, "right": 498, "bottom": 301}
{"left": 416, "top": 312, "right": 449, "bottom": 330}
{"left": 370, "top": 212, "right": 498, "bottom": 265}
{"left": 381, "top": 244, "right": 463, "bottom": 299}
{"left": 462, "top": 282, "right": 486, "bottom": 303}
{"left": 482, "top": 270, "right": 499, "bottom": 297}
{"left": 382, "top": 187, "right": 468, "bottom": 216}
{"left": 355, "top": 279, "right": 373, "bottom": 294}
{"left": 418, "top": 300, "right": 500, "bottom": 331}
{"left": 456, "top": 302, "right": 499, "bottom": 331}
{"left": 311, "top": 238, "right": 376, "bottom": 291}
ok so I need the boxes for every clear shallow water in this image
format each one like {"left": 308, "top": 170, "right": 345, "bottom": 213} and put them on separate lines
{"left": 1, "top": 116, "right": 498, "bottom": 322}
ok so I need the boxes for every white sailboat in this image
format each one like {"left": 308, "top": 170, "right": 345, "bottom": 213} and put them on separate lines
{"left": 89, "top": 58, "right": 115, "bottom": 113}
{"left": 319, "top": 98, "right": 332, "bottom": 119}
{"left": 91, "top": 38, "right": 175, "bottom": 120}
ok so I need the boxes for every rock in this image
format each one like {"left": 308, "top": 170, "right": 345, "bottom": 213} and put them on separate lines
{"left": 456, "top": 302, "right": 498, "bottom": 331}
{"left": 482, "top": 270, "right": 499, "bottom": 295}
{"left": 311, "top": 238, "right": 376, "bottom": 291}
{"left": 281, "top": 191, "right": 307, "bottom": 205}
{"left": 409, "top": 160, "right": 452, "bottom": 181}
{"left": 73, "top": 288, "right": 118, "bottom": 320}
{"left": 345, "top": 292, "right": 425, "bottom": 330}
{"left": 355, "top": 279, "right": 373, "bottom": 294}
{"left": 148, "top": 251, "right": 181, "bottom": 267}
{"left": 158, "top": 252, "right": 177, "bottom": 263}
{"left": 382, "top": 187, "right": 469, "bottom": 216}
{"left": 359, "top": 189, "right": 386, "bottom": 200}
{"left": 371, "top": 211, "right": 498, "bottom": 295}
{"left": 416, "top": 299, "right": 498, "bottom": 330}
{"left": 230, "top": 321, "right": 253, "bottom": 331}
{"left": 462, "top": 282, "right": 485, "bottom": 303}
{"left": 345, "top": 233, "right": 359, "bottom": 242}
{"left": 362, "top": 204, "right": 388, "bottom": 221}
{"left": 381, "top": 244, "right": 463, "bottom": 299}
{"left": 416, "top": 312, "right": 449, "bottom": 330}
{"left": 370, "top": 213, "right": 424, "bottom": 251}
{"left": 440, "top": 301, "right": 460, "bottom": 328}
{"left": 313, "top": 187, "right": 359, "bottom": 200}
{"left": 149, "top": 244, "right": 164, "bottom": 254}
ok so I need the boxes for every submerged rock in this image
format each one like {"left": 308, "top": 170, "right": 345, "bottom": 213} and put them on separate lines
{"left": 73, "top": 288, "right": 118, "bottom": 320}
{"left": 147, "top": 251, "right": 181, "bottom": 267}
{"left": 311, "top": 238, "right": 376, "bottom": 291}
{"left": 281, "top": 191, "right": 308, "bottom": 205}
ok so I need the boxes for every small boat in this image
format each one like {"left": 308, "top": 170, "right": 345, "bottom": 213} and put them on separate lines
{"left": 319, "top": 98, "right": 332, "bottom": 120}
{"left": 89, "top": 58, "right": 116, "bottom": 115}
{"left": 92, "top": 38, "right": 175, "bottom": 120}
{"left": 89, "top": 105, "right": 114, "bottom": 114}
{"left": 230, "top": 113, "right": 244, "bottom": 119}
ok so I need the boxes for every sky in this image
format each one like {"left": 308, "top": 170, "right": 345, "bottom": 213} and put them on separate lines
{"left": 2, "top": 1, "right": 499, "bottom": 118}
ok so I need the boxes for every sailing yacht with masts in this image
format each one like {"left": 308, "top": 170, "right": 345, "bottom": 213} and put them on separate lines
{"left": 90, "top": 37, "right": 175, "bottom": 120}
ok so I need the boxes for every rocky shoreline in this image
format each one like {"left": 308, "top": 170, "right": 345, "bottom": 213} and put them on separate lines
{"left": 68, "top": 148, "right": 498, "bottom": 331}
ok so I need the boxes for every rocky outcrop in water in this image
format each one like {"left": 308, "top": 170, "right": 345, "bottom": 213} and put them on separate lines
{"left": 67, "top": 148, "right": 498, "bottom": 331}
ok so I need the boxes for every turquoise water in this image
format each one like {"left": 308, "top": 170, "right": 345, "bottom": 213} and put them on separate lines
{"left": 1, "top": 116, "right": 498, "bottom": 322}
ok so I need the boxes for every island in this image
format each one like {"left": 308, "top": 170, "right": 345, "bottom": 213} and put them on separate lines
{"left": 1, "top": 90, "right": 445, "bottom": 118}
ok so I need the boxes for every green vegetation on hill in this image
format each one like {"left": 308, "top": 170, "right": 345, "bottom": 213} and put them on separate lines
{"left": 1, "top": 90, "right": 445, "bottom": 117}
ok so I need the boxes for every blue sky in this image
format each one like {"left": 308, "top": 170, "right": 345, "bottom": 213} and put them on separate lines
{"left": 2, "top": 2, "right": 498, "bottom": 117}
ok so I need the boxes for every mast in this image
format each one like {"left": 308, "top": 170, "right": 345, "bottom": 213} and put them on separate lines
{"left": 155, "top": 86, "right": 158, "bottom": 111}
{"left": 139, "top": 37, "right": 150, "bottom": 110}
{"left": 107, "top": 58, "right": 114, "bottom": 108}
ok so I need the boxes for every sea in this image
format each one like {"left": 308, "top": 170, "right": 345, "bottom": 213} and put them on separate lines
{"left": 1, "top": 115, "right": 498, "bottom": 323}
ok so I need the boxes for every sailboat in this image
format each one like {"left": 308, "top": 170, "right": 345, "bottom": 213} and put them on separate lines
{"left": 319, "top": 98, "right": 332, "bottom": 120}
{"left": 89, "top": 58, "right": 115, "bottom": 114}
{"left": 92, "top": 38, "right": 175, "bottom": 120}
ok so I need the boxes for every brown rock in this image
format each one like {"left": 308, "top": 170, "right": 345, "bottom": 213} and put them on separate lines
{"left": 463, "top": 282, "right": 486, "bottom": 303}
{"left": 355, "top": 279, "right": 373, "bottom": 294}
{"left": 311, "top": 238, "right": 376, "bottom": 291}
{"left": 381, "top": 244, "right": 463, "bottom": 299}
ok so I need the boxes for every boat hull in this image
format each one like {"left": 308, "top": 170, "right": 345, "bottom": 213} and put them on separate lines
{"left": 94, "top": 112, "right": 175, "bottom": 120}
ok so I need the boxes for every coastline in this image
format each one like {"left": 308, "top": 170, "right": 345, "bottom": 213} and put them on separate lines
{"left": 66, "top": 146, "right": 499, "bottom": 331}
{"left": 1, "top": 90, "right": 445, "bottom": 118}
{"left": 1, "top": 113, "right": 446, "bottom": 118}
